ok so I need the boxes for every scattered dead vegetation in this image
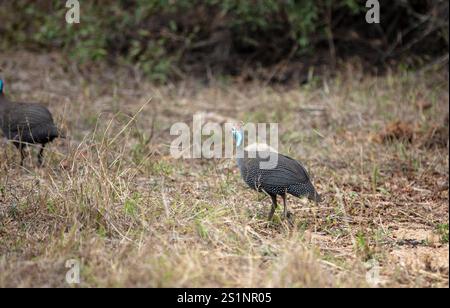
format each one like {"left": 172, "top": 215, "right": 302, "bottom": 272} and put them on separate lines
{"left": 420, "top": 122, "right": 449, "bottom": 149}
{"left": 373, "top": 121, "right": 416, "bottom": 144}
{"left": 373, "top": 115, "right": 448, "bottom": 150}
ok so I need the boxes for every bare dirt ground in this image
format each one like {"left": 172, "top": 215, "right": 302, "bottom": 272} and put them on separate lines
{"left": 0, "top": 52, "right": 448, "bottom": 287}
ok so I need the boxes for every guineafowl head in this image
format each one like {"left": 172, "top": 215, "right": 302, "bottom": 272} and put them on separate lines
{"left": 231, "top": 123, "right": 244, "bottom": 147}
{"left": 0, "top": 79, "right": 4, "bottom": 95}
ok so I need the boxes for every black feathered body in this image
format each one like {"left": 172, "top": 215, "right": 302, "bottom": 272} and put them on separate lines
{"left": 237, "top": 150, "right": 321, "bottom": 202}
{"left": 0, "top": 97, "right": 59, "bottom": 147}
{"left": 0, "top": 93, "right": 60, "bottom": 166}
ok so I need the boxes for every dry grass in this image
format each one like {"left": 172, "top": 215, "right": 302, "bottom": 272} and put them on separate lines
{"left": 0, "top": 52, "right": 448, "bottom": 288}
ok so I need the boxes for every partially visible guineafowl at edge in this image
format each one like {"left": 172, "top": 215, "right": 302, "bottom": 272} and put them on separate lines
{"left": 231, "top": 123, "right": 321, "bottom": 221}
{"left": 0, "top": 79, "right": 62, "bottom": 166}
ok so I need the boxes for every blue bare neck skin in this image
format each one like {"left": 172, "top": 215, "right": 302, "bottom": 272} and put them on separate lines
{"left": 235, "top": 130, "right": 245, "bottom": 167}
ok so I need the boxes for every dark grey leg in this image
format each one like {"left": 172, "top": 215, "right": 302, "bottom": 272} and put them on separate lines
{"left": 38, "top": 144, "right": 46, "bottom": 166}
{"left": 19, "top": 145, "right": 27, "bottom": 167}
{"left": 282, "top": 193, "right": 288, "bottom": 219}
{"left": 282, "top": 192, "right": 294, "bottom": 225}
{"left": 268, "top": 194, "right": 278, "bottom": 221}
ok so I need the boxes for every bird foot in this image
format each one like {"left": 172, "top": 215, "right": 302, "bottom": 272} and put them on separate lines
{"left": 285, "top": 211, "right": 294, "bottom": 226}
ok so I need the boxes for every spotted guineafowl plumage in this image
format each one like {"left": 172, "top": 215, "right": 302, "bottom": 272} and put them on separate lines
{"left": 0, "top": 79, "right": 62, "bottom": 166}
{"left": 232, "top": 125, "right": 321, "bottom": 221}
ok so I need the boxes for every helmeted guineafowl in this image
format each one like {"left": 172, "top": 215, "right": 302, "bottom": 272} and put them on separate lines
{"left": 232, "top": 124, "right": 321, "bottom": 221}
{"left": 0, "top": 79, "right": 62, "bottom": 166}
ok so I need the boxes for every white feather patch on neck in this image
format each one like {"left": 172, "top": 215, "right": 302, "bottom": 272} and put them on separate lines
{"left": 244, "top": 143, "right": 278, "bottom": 153}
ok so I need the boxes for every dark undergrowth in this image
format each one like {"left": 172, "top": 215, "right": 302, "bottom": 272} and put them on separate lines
{"left": 0, "top": 0, "right": 448, "bottom": 83}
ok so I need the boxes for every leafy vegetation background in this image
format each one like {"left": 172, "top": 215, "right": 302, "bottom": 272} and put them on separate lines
{"left": 1, "top": 0, "right": 448, "bottom": 81}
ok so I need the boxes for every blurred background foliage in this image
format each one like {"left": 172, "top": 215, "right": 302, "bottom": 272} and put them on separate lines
{"left": 0, "top": 0, "right": 448, "bottom": 82}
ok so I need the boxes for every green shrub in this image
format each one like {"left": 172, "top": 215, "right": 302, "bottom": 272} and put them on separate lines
{"left": 0, "top": 0, "right": 447, "bottom": 81}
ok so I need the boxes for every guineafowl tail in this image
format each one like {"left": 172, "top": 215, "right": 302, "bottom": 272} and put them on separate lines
{"left": 308, "top": 190, "right": 322, "bottom": 203}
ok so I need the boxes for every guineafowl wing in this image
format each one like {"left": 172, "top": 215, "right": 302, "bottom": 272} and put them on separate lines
{"left": 5, "top": 103, "right": 59, "bottom": 143}
{"left": 259, "top": 153, "right": 311, "bottom": 187}
{"left": 10, "top": 103, "right": 55, "bottom": 128}
{"left": 279, "top": 154, "right": 311, "bottom": 181}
